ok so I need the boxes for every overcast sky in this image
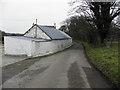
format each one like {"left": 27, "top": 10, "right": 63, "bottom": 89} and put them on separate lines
{"left": 0, "top": 0, "right": 71, "bottom": 33}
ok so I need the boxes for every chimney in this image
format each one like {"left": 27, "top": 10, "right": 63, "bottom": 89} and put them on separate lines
{"left": 54, "top": 23, "right": 56, "bottom": 29}
{"left": 33, "top": 23, "right": 34, "bottom": 26}
{"left": 36, "top": 19, "right": 37, "bottom": 25}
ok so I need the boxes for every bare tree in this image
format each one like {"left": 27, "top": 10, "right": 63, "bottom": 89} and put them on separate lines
{"left": 69, "top": 0, "right": 120, "bottom": 43}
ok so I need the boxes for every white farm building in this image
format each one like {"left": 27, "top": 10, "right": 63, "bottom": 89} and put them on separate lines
{"left": 4, "top": 24, "right": 72, "bottom": 57}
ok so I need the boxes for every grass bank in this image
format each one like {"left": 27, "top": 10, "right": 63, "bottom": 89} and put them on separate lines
{"left": 77, "top": 41, "right": 119, "bottom": 87}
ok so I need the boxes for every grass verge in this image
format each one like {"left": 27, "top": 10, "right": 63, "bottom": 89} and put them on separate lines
{"left": 77, "top": 41, "right": 119, "bottom": 87}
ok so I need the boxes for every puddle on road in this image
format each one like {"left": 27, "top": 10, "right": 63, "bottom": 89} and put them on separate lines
{"left": 67, "top": 62, "right": 86, "bottom": 88}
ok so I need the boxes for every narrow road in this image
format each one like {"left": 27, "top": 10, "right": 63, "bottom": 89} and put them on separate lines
{"left": 2, "top": 43, "right": 111, "bottom": 88}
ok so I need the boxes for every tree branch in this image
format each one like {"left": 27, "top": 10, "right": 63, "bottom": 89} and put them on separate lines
{"left": 111, "top": 9, "right": 120, "bottom": 20}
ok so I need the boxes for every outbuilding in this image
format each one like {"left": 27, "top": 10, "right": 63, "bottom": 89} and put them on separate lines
{"left": 4, "top": 24, "right": 72, "bottom": 57}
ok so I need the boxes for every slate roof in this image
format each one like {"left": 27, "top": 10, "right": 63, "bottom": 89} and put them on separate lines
{"left": 37, "top": 25, "right": 71, "bottom": 40}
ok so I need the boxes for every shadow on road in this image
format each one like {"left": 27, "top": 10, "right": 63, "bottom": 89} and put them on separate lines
{"left": 70, "top": 42, "right": 83, "bottom": 50}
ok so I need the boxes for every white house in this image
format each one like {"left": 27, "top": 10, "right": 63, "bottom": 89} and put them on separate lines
{"left": 4, "top": 24, "right": 72, "bottom": 57}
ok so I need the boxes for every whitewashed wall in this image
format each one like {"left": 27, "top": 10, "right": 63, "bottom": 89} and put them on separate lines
{"left": 24, "top": 27, "right": 51, "bottom": 40}
{"left": 4, "top": 36, "right": 32, "bottom": 56}
{"left": 4, "top": 36, "right": 72, "bottom": 57}
{"left": 31, "top": 39, "right": 72, "bottom": 57}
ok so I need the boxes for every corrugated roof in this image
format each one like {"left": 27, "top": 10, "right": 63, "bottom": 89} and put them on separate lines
{"left": 37, "top": 25, "right": 71, "bottom": 40}
{"left": 6, "top": 36, "right": 47, "bottom": 42}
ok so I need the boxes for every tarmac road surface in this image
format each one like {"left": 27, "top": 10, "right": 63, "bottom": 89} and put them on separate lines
{"left": 2, "top": 42, "right": 111, "bottom": 88}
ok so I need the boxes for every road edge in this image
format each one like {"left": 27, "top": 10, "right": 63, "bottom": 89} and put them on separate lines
{"left": 81, "top": 43, "right": 119, "bottom": 89}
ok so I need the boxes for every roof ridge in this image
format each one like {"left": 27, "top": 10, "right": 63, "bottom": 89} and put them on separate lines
{"left": 38, "top": 25, "right": 55, "bottom": 28}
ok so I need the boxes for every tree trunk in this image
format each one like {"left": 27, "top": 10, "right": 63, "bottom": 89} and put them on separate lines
{"left": 96, "top": 20, "right": 111, "bottom": 44}
{"left": 99, "top": 32, "right": 107, "bottom": 43}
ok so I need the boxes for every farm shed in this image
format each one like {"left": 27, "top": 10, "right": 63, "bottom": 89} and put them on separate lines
{"left": 4, "top": 24, "right": 72, "bottom": 57}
